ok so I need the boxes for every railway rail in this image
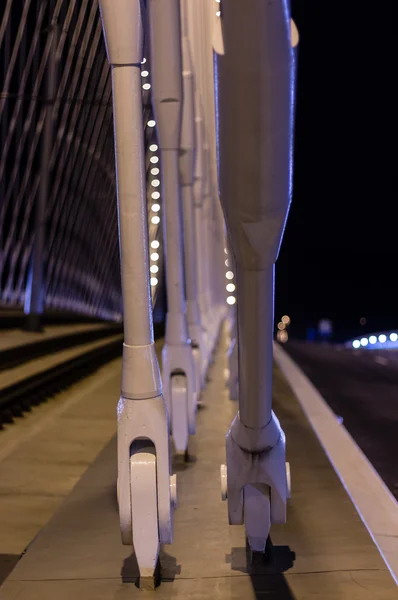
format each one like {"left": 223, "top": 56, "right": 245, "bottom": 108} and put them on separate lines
{"left": 0, "top": 330, "right": 123, "bottom": 427}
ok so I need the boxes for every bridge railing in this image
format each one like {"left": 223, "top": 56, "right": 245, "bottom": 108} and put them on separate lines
{"left": 0, "top": 0, "right": 162, "bottom": 322}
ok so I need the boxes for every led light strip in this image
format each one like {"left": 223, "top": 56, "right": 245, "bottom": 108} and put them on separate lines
{"left": 149, "top": 138, "right": 160, "bottom": 289}
{"left": 224, "top": 246, "right": 236, "bottom": 306}
{"left": 141, "top": 57, "right": 162, "bottom": 295}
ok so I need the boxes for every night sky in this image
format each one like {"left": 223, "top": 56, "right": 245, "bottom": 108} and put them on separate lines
{"left": 275, "top": 2, "right": 394, "bottom": 341}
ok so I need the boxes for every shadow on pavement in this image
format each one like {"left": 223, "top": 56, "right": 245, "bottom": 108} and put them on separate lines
{"left": 121, "top": 548, "right": 180, "bottom": 588}
{"left": 0, "top": 554, "right": 20, "bottom": 585}
{"left": 227, "top": 538, "right": 297, "bottom": 600}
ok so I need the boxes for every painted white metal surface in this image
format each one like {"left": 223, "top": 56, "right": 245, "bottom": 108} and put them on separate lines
{"left": 179, "top": 8, "right": 204, "bottom": 399}
{"left": 130, "top": 449, "right": 159, "bottom": 587}
{"left": 162, "top": 342, "right": 196, "bottom": 438}
{"left": 214, "top": 0, "right": 297, "bottom": 551}
{"left": 192, "top": 112, "right": 211, "bottom": 379}
{"left": 149, "top": 0, "right": 197, "bottom": 456}
{"left": 192, "top": 105, "right": 212, "bottom": 376}
{"left": 227, "top": 338, "right": 238, "bottom": 400}
{"left": 169, "top": 375, "right": 189, "bottom": 456}
{"left": 118, "top": 396, "right": 173, "bottom": 552}
{"left": 99, "top": 0, "right": 175, "bottom": 587}
{"left": 186, "top": 0, "right": 225, "bottom": 348}
{"left": 222, "top": 414, "right": 288, "bottom": 536}
{"left": 244, "top": 485, "right": 271, "bottom": 552}
{"left": 226, "top": 305, "right": 239, "bottom": 400}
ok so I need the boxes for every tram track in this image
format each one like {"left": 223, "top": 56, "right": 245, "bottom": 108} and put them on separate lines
{"left": 0, "top": 334, "right": 123, "bottom": 427}
{"left": 0, "top": 325, "right": 122, "bottom": 372}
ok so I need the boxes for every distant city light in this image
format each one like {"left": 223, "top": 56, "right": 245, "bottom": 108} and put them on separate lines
{"left": 352, "top": 340, "right": 360, "bottom": 349}
{"left": 151, "top": 216, "right": 160, "bottom": 224}
{"left": 227, "top": 296, "right": 236, "bottom": 305}
{"left": 360, "top": 338, "right": 368, "bottom": 347}
{"left": 150, "top": 156, "right": 159, "bottom": 164}
{"left": 150, "top": 277, "right": 158, "bottom": 286}
{"left": 369, "top": 336, "right": 377, "bottom": 344}
{"left": 150, "top": 252, "right": 159, "bottom": 261}
{"left": 147, "top": 119, "right": 156, "bottom": 127}
{"left": 282, "top": 315, "right": 291, "bottom": 325}
{"left": 151, "top": 167, "right": 159, "bottom": 175}
{"left": 151, "top": 240, "right": 160, "bottom": 249}
{"left": 226, "top": 283, "right": 235, "bottom": 292}
{"left": 379, "top": 334, "right": 387, "bottom": 343}
{"left": 149, "top": 144, "right": 158, "bottom": 152}
{"left": 226, "top": 271, "right": 234, "bottom": 280}
{"left": 141, "top": 70, "right": 149, "bottom": 77}
{"left": 151, "top": 203, "right": 160, "bottom": 212}
{"left": 277, "top": 330, "right": 288, "bottom": 343}
{"left": 390, "top": 333, "right": 398, "bottom": 342}
{"left": 150, "top": 265, "right": 159, "bottom": 274}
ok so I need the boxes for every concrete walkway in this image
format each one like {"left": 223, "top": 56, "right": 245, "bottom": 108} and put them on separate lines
{"left": 0, "top": 359, "right": 121, "bottom": 584}
{"left": 0, "top": 333, "right": 395, "bottom": 599}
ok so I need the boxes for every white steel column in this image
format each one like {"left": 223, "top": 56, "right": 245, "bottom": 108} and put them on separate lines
{"left": 179, "top": 0, "right": 204, "bottom": 400}
{"left": 148, "top": 0, "right": 196, "bottom": 457}
{"left": 192, "top": 106, "right": 211, "bottom": 380}
{"left": 214, "top": 0, "right": 298, "bottom": 556}
{"left": 196, "top": 0, "right": 226, "bottom": 337}
{"left": 99, "top": 0, "right": 176, "bottom": 589}
{"left": 186, "top": 0, "right": 224, "bottom": 355}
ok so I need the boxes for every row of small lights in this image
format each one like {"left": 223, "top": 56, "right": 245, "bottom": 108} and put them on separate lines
{"left": 352, "top": 333, "right": 398, "bottom": 348}
{"left": 142, "top": 58, "right": 162, "bottom": 290}
{"left": 145, "top": 48, "right": 232, "bottom": 305}
{"left": 141, "top": 57, "right": 151, "bottom": 91}
{"left": 149, "top": 138, "right": 161, "bottom": 288}
{"left": 224, "top": 247, "right": 236, "bottom": 305}
{"left": 277, "top": 315, "right": 291, "bottom": 330}
{"left": 276, "top": 315, "right": 291, "bottom": 343}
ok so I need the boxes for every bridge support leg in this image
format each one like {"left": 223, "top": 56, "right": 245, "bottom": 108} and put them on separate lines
{"left": 192, "top": 109, "right": 212, "bottom": 383}
{"left": 99, "top": 0, "right": 175, "bottom": 587}
{"left": 179, "top": 11, "right": 204, "bottom": 406}
{"left": 149, "top": 0, "right": 197, "bottom": 458}
{"left": 214, "top": 0, "right": 298, "bottom": 554}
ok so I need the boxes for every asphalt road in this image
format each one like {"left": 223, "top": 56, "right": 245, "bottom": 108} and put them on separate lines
{"left": 284, "top": 341, "right": 398, "bottom": 500}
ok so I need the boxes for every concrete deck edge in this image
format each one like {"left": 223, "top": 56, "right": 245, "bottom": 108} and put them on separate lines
{"left": 274, "top": 342, "right": 398, "bottom": 585}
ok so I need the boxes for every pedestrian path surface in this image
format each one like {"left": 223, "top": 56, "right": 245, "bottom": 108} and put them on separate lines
{"left": 1, "top": 333, "right": 395, "bottom": 599}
